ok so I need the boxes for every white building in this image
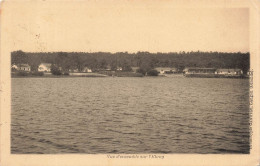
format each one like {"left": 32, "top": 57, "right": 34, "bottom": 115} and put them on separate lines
{"left": 11, "top": 64, "right": 18, "bottom": 70}
{"left": 83, "top": 67, "right": 92, "bottom": 73}
{"left": 155, "top": 67, "right": 177, "bottom": 74}
{"left": 131, "top": 67, "right": 139, "bottom": 73}
{"left": 38, "top": 63, "right": 52, "bottom": 72}
{"left": 18, "top": 64, "right": 31, "bottom": 71}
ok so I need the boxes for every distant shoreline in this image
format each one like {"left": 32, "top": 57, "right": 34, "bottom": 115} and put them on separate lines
{"left": 11, "top": 73, "right": 249, "bottom": 79}
{"left": 11, "top": 72, "right": 145, "bottom": 78}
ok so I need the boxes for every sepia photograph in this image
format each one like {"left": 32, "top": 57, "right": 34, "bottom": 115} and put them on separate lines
{"left": 11, "top": 50, "right": 250, "bottom": 154}
{"left": 0, "top": 0, "right": 259, "bottom": 166}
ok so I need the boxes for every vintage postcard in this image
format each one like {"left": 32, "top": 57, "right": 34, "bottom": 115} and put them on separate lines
{"left": 0, "top": 0, "right": 259, "bottom": 165}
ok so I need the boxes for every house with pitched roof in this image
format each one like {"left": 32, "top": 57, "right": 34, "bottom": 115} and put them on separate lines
{"left": 155, "top": 67, "right": 178, "bottom": 74}
{"left": 17, "top": 64, "right": 31, "bottom": 71}
{"left": 38, "top": 63, "right": 52, "bottom": 72}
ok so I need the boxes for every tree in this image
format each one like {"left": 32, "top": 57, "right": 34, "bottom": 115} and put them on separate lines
{"left": 10, "top": 51, "right": 250, "bottom": 75}
{"left": 147, "top": 69, "right": 159, "bottom": 76}
{"left": 51, "top": 64, "right": 62, "bottom": 75}
{"left": 88, "top": 57, "right": 99, "bottom": 71}
{"left": 110, "top": 60, "right": 117, "bottom": 71}
{"left": 28, "top": 55, "right": 41, "bottom": 71}
{"left": 136, "top": 68, "right": 146, "bottom": 75}
{"left": 136, "top": 59, "right": 155, "bottom": 75}
{"left": 99, "top": 59, "right": 107, "bottom": 69}
{"left": 121, "top": 60, "right": 132, "bottom": 72}
{"left": 73, "top": 54, "right": 84, "bottom": 72}
{"left": 11, "top": 50, "right": 28, "bottom": 64}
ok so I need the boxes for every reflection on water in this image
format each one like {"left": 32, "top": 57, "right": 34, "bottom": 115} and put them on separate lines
{"left": 11, "top": 77, "right": 250, "bottom": 153}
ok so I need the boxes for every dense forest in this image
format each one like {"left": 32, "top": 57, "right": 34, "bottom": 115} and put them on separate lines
{"left": 11, "top": 50, "right": 250, "bottom": 74}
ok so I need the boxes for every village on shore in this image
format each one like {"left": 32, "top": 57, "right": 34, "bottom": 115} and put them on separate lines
{"left": 11, "top": 63, "right": 249, "bottom": 78}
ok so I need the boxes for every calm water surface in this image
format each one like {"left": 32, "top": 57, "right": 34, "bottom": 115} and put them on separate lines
{"left": 11, "top": 77, "right": 250, "bottom": 153}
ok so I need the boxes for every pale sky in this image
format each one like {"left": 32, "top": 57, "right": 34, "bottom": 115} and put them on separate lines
{"left": 3, "top": 1, "right": 249, "bottom": 53}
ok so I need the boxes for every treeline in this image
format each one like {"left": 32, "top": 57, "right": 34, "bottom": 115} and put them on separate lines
{"left": 11, "top": 50, "right": 250, "bottom": 73}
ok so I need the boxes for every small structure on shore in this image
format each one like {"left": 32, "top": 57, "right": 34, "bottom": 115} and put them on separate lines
{"left": 155, "top": 67, "right": 178, "bottom": 74}
{"left": 131, "top": 67, "right": 139, "bottom": 73}
{"left": 38, "top": 63, "right": 51, "bottom": 72}
{"left": 183, "top": 68, "right": 216, "bottom": 74}
{"left": 215, "top": 69, "right": 243, "bottom": 75}
{"left": 83, "top": 67, "right": 92, "bottom": 73}
{"left": 69, "top": 69, "right": 79, "bottom": 73}
{"left": 12, "top": 64, "right": 31, "bottom": 72}
{"left": 11, "top": 64, "right": 18, "bottom": 70}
